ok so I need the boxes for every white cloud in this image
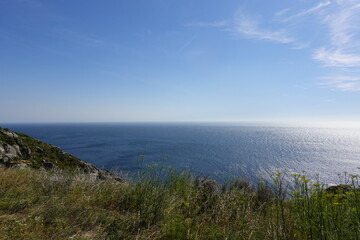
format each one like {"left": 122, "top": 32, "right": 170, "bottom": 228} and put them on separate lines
{"left": 230, "top": 13, "right": 294, "bottom": 43}
{"left": 313, "top": 48, "right": 360, "bottom": 67}
{"left": 282, "top": 1, "right": 331, "bottom": 22}
{"left": 321, "top": 2, "right": 360, "bottom": 48}
{"left": 185, "top": 1, "right": 360, "bottom": 91}
{"left": 55, "top": 29, "right": 103, "bottom": 46}
{"left": 275, "top": 8, "right": 291, "bottom": 17}
{"left": 186, "top": 8, "right": 293, "bottom": 44}
{"left": 176, "top": 36, "right": 196, "bottom": 54}
{"left": 319, "top": 75, "right": 360, "bottom": 91}
{"left": 311, "top": 1, "right": 360, "bottom": 91}
{"left": 185, "top": 21, "right": 228, "bottom": 28}
{"left": 231, "top": 10, "right": 293, "bottom": 44}
{"left": 291, "top": 42, "right": 311, "bottom": 50}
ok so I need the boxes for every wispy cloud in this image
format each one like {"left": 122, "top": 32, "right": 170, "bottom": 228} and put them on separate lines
{"left": 176, "top": 36, "right": 196, "bottom": 54}
{"left": 185, "top": 21, "right": 228, "bottom": 28}
{"left": 319, "top": 75, "right": 360, "bottom": 91}
{"left": 313, "top": 48, "right": 360, "bottom": 67}
{"left": 187, "top": 8, "right": 294, "bottom": 44}
{"left": 326, "top": 2, "right": 360, "bottom": 47}
{"left": 291, "top": 42, "right": 311, "bottom": 50}
{"left": 185, "top": 1, "right": 360, "bottom": 92}
{"left": 273, "top": 0, "right": 360, "bottom": 92}
{"left": 275, "top": 8, "right": 291, "bottom": 17}
{"left": 311, "top": 1, "right": 360, "bottom": 91}
{"left": 55, "top": 29, "right": 103, "bottom": 46}
{"left": 231, "top": 10, "right": 293, "bottom": 44}
{"left": 282, "top": 1, "right": 331, "bottom": 22}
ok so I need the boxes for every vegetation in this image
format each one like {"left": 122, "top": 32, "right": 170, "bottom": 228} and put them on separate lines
{"left": 0, "top": 127, "right": 102, "bottom": 173}
{"left": 1, "top": 163, "right": 360, "bottom": 240}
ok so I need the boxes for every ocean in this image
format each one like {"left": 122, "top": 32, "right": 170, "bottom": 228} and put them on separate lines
{"left": 3, "top": 123, "right": 360, "bottom": 183}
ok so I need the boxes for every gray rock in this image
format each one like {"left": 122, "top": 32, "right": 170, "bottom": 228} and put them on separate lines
{"left": 1, "top": 157, "right": 11, "bottom": 167}
{"left": 0, "top": 144, "right": 5, "bottom": 155}
{"left": 35, "top": 146, "right": 44, "bottom": 153}
{"left": 1, "top": 129, "right": 18, "bottom": 138}
{"left": 17, "top": 160, "right": 32, "bottom": 169}
{"left": 4, "top": 144, "right": 21, "bottom": 158}
{"left": 21, "top": 145, "right": 32, "bottom": 158}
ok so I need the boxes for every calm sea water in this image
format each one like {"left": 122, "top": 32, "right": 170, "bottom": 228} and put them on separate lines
{"left": 3, "top": 123, "right": 360, "bottom": 183}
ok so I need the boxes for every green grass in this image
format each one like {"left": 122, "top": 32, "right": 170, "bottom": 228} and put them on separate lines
{"left": 1, "top": 164, "right": 360, "bottom": 240}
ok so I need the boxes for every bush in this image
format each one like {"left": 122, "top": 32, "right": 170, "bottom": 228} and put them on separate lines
{"left": 1, "top": 165, "right": 360, "bottom": 239}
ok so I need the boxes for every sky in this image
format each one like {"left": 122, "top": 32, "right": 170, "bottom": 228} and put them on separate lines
{"left": 1, "top": 0, "right": 360, "bottom": 123}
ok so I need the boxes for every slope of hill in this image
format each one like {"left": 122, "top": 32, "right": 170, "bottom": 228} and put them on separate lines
{"left": 0, "top": 127, "right": 115, "bottom": 179}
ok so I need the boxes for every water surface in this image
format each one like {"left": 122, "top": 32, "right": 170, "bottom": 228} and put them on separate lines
{"left": 4, "top": 123, "right": 360, "bottom": 183}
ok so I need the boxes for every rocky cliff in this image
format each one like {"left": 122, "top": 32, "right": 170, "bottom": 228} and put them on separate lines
{"left": 0, "top": 127, "right": 118, "bottom": 180}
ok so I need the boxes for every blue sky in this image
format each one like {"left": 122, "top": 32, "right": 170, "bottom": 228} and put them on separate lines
{"left": 1, "top": 0, "right": 360, "bottom": 123}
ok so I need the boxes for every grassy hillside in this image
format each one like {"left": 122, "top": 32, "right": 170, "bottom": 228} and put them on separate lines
{"left": 0, "top": 127, "right": 115, "bottom": 179}
{"left": 1, "top": 165, "right": 360, "bottom": 240}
